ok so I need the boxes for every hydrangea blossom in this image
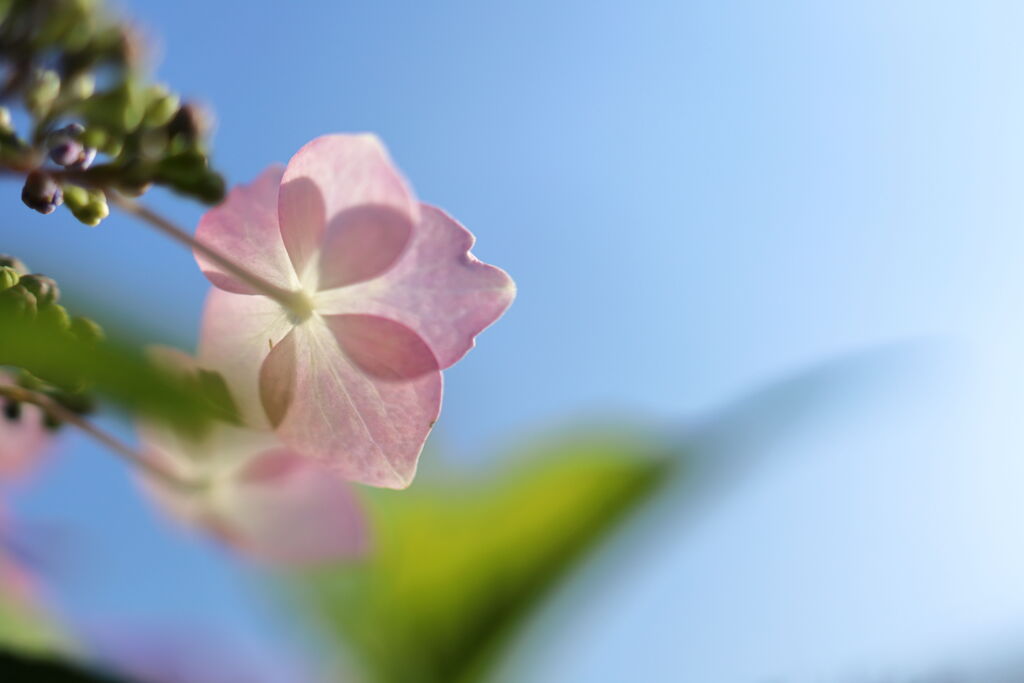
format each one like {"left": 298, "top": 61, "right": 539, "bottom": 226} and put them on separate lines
{"left": 138, "top": 349, "right": 367, "bottom": 566}
{"left": 195, "top": 134, "right": 515, "bottom": 488}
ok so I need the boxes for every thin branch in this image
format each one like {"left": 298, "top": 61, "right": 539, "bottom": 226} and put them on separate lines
{"left": 0, "top": 383, "right": 189, "bottom": 490}
{"left": 107, "top": 193, "right": 310, "bottom": 316}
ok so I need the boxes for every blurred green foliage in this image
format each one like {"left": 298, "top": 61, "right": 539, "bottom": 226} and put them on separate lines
{"left": 294, "top": 348, "right": 909, "bottom": 683}
{"left": 0, "top": 308, "right": 221, "bottom": 434}
{"left": 299, "top": 435, "right": 675, "bottom": 683}
{"left": 0, "top": 592, "right": 67, "bottom": 658}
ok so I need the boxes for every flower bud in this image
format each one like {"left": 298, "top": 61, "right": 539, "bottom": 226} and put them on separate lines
{"left": 63, "top": 184, "right": 88, "bottom": 209}
{"left": 49, "top": 139, "right": 85, "bottom": 166}
{"left": 2, "top": 400, "right": 20, "bottom": 422}
{"left": 38, "top": 303, "right": 71, "bottom": 331}
{"left": 0, "top": 285, "right": 37, "bottom": 319}
{"left": 0, "top": 107, "right": 12, "bottom": 134}
{"left": 0, "top": 255, "right": 28, "bottom": 275}
{"left": 69, "top": 316, "right": 104, "bottom": 344}
{"left": 65, "top": 73, "right": 96, "bottom": 101}
{"left": 21, "top": 171, "right": 63, "bottom": 215}
{"left": 25, "top": 70, "right": 61, "bottom": 115}
{"left": 48, "top": 124, "right": 96, "bottom": 170}
{"left": 18, "top": 275, "right": 60, "bottom": 307}
{"left": 167, "top": 102, "right": 211, "bottom": 143}
{"left": 63, "top": 184, "right": 108, "bottom": 226}
{"left": 144, "top": 85, "right": 180, "bottom": 128}
{"left": 0, "top": 266, "right": 19, "bottom": 292}
{"left": 72, "top": 146, "right": 98, "bottom": 170}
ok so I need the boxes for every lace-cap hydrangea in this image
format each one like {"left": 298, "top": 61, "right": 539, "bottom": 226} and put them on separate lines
{"left": 195, "top": 134, "right": 515, "bottom": 489}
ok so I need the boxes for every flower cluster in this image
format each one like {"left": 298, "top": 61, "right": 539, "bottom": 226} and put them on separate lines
{"left": 0, "top": 1, "right": 514, "bottom": 570}
{"left": 134, "top": 133, "right": 514, "bottom": 563}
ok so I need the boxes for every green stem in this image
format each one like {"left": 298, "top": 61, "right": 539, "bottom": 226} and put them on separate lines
{"left": 107, "top": 193, "right": 311, "bottom": 316}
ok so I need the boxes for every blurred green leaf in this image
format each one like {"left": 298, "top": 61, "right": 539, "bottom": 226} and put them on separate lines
{"left": 0, "top": 591, "right": 67, "bottom": 658}
{"left": 0, "top": 309, "right": 216, "bottom": 433}
{"left": 299, "top": 435, "right": 675, "bottom": 683}
{"left": 296, "top": 345, "right": 916, "bottom": 683}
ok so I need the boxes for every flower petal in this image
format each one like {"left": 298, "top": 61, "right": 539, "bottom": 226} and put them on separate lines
{"left": 259, "top": 318, "right": 441, "bottom": 488}
{"left": 278, "top": 134, "right": 419, "bottom": 286}
{"left": 198, "top": 288, "right": 292, "bottom": 429}
{"left": 316, "top": 204, "right": 516, "bottom": 368}
{"left": 139, "top": 424, "right": 366, "bottom": 566}
{"left": 230, "top": 450, "right": 368, "bottom": 565}
{"left": 318, "top": 204, "right": 414, "bottom": 290}
{"left": 194, "top": 165, "right": 297, "bottom": 294}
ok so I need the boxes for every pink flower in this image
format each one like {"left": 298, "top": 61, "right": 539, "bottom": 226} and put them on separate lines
{"left": 138, "top": 349, "right": 367, "bottom": 566}
{"left": 0, "top": 371, "right": 53, "bottom": 481}
{"left": 195, "top": 134, "right": 515, "bottom": 488}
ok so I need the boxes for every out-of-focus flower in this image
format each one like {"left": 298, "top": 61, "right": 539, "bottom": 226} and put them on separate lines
{"left": 0, "top": 506, "right": 37, "bottom": 604}
{"left": 137, "top": 349, "right": 367, "bottom": 566}
{"left": 196, "top": 134, "right": 515, "bottom": 488}
{"left": 0, "top": 371, "right": 53, "bottom": 481}
{"left": 87, "top": 624, "right": 317, "bottom": 683}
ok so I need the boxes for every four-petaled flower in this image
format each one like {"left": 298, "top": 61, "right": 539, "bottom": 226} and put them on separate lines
{"left": 195, "top": 134, "right": 515, "bottom": 488}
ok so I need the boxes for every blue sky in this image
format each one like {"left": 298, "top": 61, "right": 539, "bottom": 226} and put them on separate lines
{"left": 5, "top": 1, "right": 1024, "bottom": 680}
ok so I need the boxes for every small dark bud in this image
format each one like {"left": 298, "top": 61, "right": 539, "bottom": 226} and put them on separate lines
{"left": 167, "top": 102, "right": 211, "bottom": 143}
{"left": 43, "top": 412, "right": 62, "bottom": 431}
{"left": 2, "top": 400, "right": 20, "bottom": 422}
{"left": 69, "top": 316, "right": 104, "bottom": 344}
{"left": 19, "top": 274, "right": 60, "bottom": 306}
{"left": 22, "top": 171, "right": 64, "bottom": 215}
{"left": 0, "top": 266, "right": 19, "bottom": 292}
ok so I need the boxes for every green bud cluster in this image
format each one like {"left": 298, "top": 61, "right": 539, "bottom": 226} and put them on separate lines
{"left": 0, "top": 0, "right": 226, "bottom": 224}
{"left": 62, "top": 183, "right": 108, "bottom": 225}
{"left": 0, "top": 253, "right": 105, "bottom": 427}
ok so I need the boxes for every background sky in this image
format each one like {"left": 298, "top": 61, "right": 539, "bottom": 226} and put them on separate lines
{"left": 5, "top": 1, "right": 1024, "bottom": 680}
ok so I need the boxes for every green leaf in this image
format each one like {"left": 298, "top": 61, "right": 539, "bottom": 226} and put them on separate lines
{"left": 0, "top": 591, "right": 68, "bottom": 658}
{"left": 294, "top": 346, "right": 911, "bottom": 683}
{"left": 298, "top": 434, "right": 674, "bottom": 683}
{"left": 0, "top": 309, "right": 217, "bottom": 433}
